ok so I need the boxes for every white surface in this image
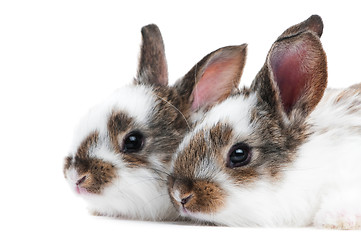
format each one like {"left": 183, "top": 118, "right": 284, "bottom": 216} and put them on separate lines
{"left": 1, "top": 0, "right": 361, "bottom": 239}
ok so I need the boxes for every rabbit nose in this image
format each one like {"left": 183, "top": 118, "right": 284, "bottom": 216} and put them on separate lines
{"left": 180, "top": 194, "right": 193, "bottom": 206}
{"left": 76, "top": 175, "right": 87, "bottom": 186}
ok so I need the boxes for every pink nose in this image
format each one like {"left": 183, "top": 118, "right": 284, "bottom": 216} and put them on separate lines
{"left": 76, "top": 176, "right": 86, "bottom": 186}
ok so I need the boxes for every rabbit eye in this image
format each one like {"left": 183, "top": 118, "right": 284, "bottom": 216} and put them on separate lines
{"left": 123, "top": 131, "right": 144, "bottom": 153}
{"left": 227, "top": 143, "right": 251, "bottom": 168}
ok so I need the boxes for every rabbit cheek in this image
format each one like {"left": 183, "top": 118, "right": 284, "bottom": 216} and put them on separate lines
{"left": 122, "top": 154, "right": 148, "bottom": 167}
{"left": 226, "top": 168, "right": 259, "bottom": 185}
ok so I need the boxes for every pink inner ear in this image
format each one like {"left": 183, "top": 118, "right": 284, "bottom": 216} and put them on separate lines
{"left": 270, "top": 43, "right": 310, "bottom": 113}
{"left": 191, "top": 58, "right": 238, "bottom": 111}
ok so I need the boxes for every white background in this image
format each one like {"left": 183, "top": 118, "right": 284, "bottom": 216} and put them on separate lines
{"left": 1, "top": 0, "right": 361, "bottom": 239}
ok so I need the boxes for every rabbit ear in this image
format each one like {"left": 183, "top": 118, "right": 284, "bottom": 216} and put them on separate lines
{"left": 175, "top": 44, "right": 247, "bottom": 111}
{"left": 277, "top": 15, "right": 324, "bottom": 40}
{"left": 251, "top": 15, "right": 327, "bottom": 118}
{"left": 136, "top": 24, "right": 168, "bottom": 86}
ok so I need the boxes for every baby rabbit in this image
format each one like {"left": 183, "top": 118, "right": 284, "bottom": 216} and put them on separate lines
{"left": 63, "top": 24, "right": 247, "bottom": 221}
{"left": 168, "top": 15, "right": 361, "bottom": 229}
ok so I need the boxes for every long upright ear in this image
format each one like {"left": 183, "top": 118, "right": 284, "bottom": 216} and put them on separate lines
{"left": 277, "top": 15, "right": 324, "bottom": 40}
{"left": 175, "top": 44, "right": 247, "bottom": 111}
{"left": 251, "top": 15, "right": 327, "bottom": 118}
{"left": 135, "top": 24, "right": 168, "bottom": 86}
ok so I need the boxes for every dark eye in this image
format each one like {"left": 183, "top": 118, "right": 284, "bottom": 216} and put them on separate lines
{"left": 123, "top": 131, "right": 144, "bottom": 153}
{"left": 227, "top": 143, "right": 251, "bottom": 168}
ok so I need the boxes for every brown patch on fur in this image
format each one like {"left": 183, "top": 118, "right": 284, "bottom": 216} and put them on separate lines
{"left": 73, "top": 157, "right": 116, "bottom": 194}
{"left": 76, "top": 131, "right": 99, "bottom": 159}
{"left": 172, "top": 132, "right": 207, "bottom": 180}
{"left": 107, "top": 111, "right": 133, "bottom": 154}
{"left": 122, "top": 155, "right": 148, "bottom": 167}
{"left": 169, "top": 178, "right": 225, "bottom": 214}
{"left": 208, "top": 122, "right": 233, "bottom": 149}
{"left": 227, "top": 167, "right": 260, "bottom": 185}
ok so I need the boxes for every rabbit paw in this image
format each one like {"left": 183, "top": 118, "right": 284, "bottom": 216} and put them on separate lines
{"left": 314, "top": 187, "right": 361, "bottom": 230}
{"left": 314, "top": 209, "right": 361, "bottom": 230}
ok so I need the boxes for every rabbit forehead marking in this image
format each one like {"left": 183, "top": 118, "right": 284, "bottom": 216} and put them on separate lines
{"left": 172, "top": 123, "right": 234, "bottom": 180}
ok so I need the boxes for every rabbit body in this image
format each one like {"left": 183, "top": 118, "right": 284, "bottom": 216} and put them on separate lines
{"left": 168, "top": 15, "right": 361, "bottom": 229}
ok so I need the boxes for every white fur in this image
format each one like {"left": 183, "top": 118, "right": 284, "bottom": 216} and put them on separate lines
{"left": 172, "top": 88, "right": 361, "bottom": 229}
{"left": 193, "top": 94, "right": 256, "bottom": 135}
{"left": 65, "top": 84, "right": 178, "bottom": 221}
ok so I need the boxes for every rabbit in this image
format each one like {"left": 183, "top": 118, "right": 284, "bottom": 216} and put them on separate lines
{"left": 63, "top": 23, "right": 247, "bottom": 221}
{"left": 168, "top": 15, "right": 361, "bottom": 229}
